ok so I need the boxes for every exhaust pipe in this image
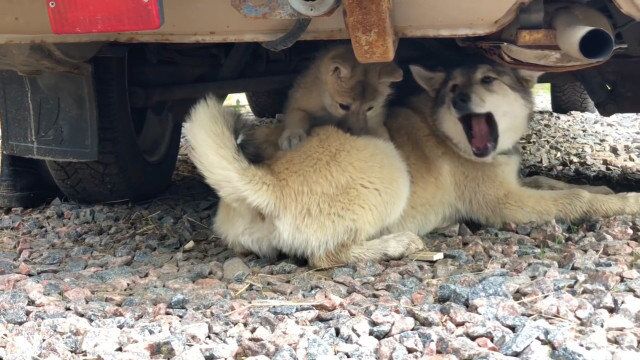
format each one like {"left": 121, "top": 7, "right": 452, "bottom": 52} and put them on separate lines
{"left": 552, "top": 5, "right": 614, "bottom": 61}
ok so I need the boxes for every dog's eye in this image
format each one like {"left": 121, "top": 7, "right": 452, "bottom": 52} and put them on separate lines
{"left": 481, "top": 76, "right": 496, "bottom": 85}
{"left": 367, "top": 106, "right": 374, "bottom": 112}
{"left": 450, "top": 84, "right": 459, "bottom": 93}
{"left": 338, "top": 103, "right": 351, "bottom": 111}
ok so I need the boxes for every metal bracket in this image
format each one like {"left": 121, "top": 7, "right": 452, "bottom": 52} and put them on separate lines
{"left": 261, "top": 18, "right": 312, "bottom": 52}
{"left": 343, "top": 0, "right": 397, "bottom": 63}
{"left": 233, "top": 0, "right": 339, "bottom": 51}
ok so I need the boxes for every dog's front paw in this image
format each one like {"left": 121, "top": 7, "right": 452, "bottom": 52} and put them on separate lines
{"left": 379, "top": 232, "right": 425, "bottom": 258}
{"left": 279, "top": 129, "right": 307, "bottom": 150}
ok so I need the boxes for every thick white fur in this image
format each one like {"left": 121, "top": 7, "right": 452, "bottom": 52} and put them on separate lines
{"left": 186, "top": 96, "right": 419, "bottom": 266}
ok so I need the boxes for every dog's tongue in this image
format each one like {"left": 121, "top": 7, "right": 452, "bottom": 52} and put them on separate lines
{"left": 470, "top": 115, "right": 491, "bottom": 150}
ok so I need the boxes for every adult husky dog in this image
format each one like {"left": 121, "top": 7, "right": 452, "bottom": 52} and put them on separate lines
{"left": 186, "top": 63, "right": 639, "bottom": 267}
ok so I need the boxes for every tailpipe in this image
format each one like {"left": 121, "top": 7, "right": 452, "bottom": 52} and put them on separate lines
{"left": 551, "top": 5, "right": 614, "bottom": 61}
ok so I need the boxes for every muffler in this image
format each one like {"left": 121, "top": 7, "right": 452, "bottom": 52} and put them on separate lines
{"left": 552, "top": 4, "right": 615, "bottom": 61}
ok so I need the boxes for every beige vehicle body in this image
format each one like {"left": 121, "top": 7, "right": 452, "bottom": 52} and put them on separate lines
{"left": 0, "top": 0, "right": 560, "bottom": 43}
{"left": 0, "top": 0, "right": 638, "bottom": 203}
{"left": 0, "top": 1, "right": 637, "bottom": 65}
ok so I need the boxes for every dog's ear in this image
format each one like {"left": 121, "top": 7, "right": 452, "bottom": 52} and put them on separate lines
{"left": 329, "top": 59, "right": 352, "bottom": 80}
{"left": 516, "top": 69, "right": 543, "bottom": 88}
{"left": 409, "top": 65, "right": 446, "bottom": 96}
{"left": 378, "top": 63, "right": 403, "bottom": 83}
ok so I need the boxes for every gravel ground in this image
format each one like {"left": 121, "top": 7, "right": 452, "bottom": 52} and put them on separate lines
{"left": 0, "top": 94, "right": 639, "bottom": 360}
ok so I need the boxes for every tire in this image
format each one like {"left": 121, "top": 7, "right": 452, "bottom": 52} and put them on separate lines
{"left": 551, "top": 81, "right": 597, "bottom": 114}
{"left": 46, "top": 55, "right": 183, "bottom": 203}
{"left": 245, "top": 88, "right": 288, "bottom": 118}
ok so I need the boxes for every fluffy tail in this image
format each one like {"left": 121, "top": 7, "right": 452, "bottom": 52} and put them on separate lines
{"left": 185, "top": 96, "right": 278, "bottom": 212}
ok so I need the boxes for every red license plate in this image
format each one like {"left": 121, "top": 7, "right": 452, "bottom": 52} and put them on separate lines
{"left": 46, "top": 0, "right": 164, "bottom": 34}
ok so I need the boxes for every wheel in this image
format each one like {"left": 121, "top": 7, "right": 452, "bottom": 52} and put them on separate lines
{"left": 46, "top": 54, "right": 183, "bottom": 203}
{"left": 550, "top": 81, "right": 597, "bottom": 114}
{"left": 245, "top": 88, "right": 289, "bottom": 118}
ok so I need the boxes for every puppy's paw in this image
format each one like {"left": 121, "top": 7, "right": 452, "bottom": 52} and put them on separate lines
{"left": 279, "top": 129, "right": 307, "bottom": 150}
{"left": 405, "top": 234, "right": 426, "bottom": 254}
{"left": 378, "top": 232, "right": 425, "bottom": 259}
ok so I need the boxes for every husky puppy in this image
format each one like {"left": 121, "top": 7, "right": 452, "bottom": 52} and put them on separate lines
{"left": 278, "top": 45, "right": 403, "bottom": 150}
{"left": 186, "top": 63, "right": 639, "bottom": 267}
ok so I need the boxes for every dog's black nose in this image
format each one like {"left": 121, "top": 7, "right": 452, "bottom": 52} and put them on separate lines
{"left": 452, "top": 92, "right": 471, "bottom": 112}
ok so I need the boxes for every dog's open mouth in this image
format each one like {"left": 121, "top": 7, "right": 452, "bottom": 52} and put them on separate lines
{"left": 458, "top": 113, "right": 498, "bottom": 158}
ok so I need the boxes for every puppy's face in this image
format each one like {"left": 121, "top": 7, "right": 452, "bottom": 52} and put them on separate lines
{"left": 323, "top": 51, "right": 403, "bottom": 134}
{"left": 410, "top": 64, "right": 540, "bottom": 161}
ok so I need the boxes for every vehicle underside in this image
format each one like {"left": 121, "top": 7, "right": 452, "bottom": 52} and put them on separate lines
{"left": 0, "top": 0, "right": 638, "bottom": 204}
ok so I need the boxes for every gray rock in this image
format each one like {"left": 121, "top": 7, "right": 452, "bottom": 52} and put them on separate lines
{"left": 201, "top": 340, "right": 238, "bottom": 359}
{"left": 223, "top": 257, "right": 250, "bottom": 282}
{"left": 469, "top": 276, "right": 513, "bottom": 301}
{"left": 438, "top": 336, "right": 486, "bottom": 359}
{"left": 269, "top": 305, "right": 300, "bottom": 316}
{"left": 501, "top": 320, "right": 545, "bottom": 356}
{"left": 0, "top": 307, "right": 27, "bottom": 325}
{"left": 378, "top": 337, "right": 408, "bottom": 360}
{"left": 272, "top": 346, "right": 297, "bottom": 360}
{"left": 520, "top": 339, "right": 552, "bottom": 360}
{"left": 0, "top": 291, "right": 29, "bottom": 325}
{"left": 271, "top": 261, "right": 298, "bottom": 275}
{"left": 604, "top": 315, "right": 634, "bottom": 330}
{"left": 78, "top": 208, "right": 95, "bottom": 223}
{"left": 133, "top": 249, "right": 152, "bottom": 263}
{"left": 618, "top": 296, "right": 640, "bottom": 319}
{"left": 613, "top": 332, "right": 638, "bottom": 349}
{"left": 183, "top": 322, "right": 209, "bottom": 342}
{"left": 371, "top": 323, "right": 392, "bottom": 339}
{"left": 516, "top": 224, "right": 532, "bottom": 235}
{"left": 38, "top": 250, "right": 65, "bottom": 265}
{"left": 0, "top": 260, "right": 15, "bottom": 274}
{"left": 65, "top": 257, "right": 87, "bottom": 271}
{"left": 397, "top": 331, "right": 424, "bottom": 352}
{"left": 437, "top": 283, "right": 470, "bottom": 305}
{"left": 81, "top": 328, "right": 122, "bottom": 355}
{"left": 553, "top": 341, "right": 613, "bottom": 360}
{"left": 297, "top": 334, "right": 334, "bottom": 360}
{"left": 169, "top": 294, "right": 189, "bottom": 309}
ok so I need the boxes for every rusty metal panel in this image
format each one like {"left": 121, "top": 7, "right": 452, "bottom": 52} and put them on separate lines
{"left": 230, "top": 0, "right": 300, "bottom": 19}
{"left": 515, "top": 29, "right": 557, "bottom": 47}
{"left": 473, "top": 42, "right": 607, "bottom": 72}
{"left": 343, "top": 0, "right": 396, "bottom": 63}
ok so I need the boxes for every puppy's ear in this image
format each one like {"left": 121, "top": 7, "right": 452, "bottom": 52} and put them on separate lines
{"left": 329, "top": 59, "right": 352, "bottom": 80}
{"left": 409, "top": 65, "right": 446, "bottom": 97}
{"left": 378, "top": 63, "right": 403, "bottom": 83}
{"left": 516, "top": 69, "right": 543, "bottom": 88}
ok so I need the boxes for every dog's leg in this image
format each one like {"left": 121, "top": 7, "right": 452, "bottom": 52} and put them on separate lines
{"left": 310, "top": 232, "right": 425, "bottom": 268}
{"left": 474, "top": 186, "right": 640, "bottom": 226}
{"left": 521, "top": 175, "right": 614, "bottom": 195}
